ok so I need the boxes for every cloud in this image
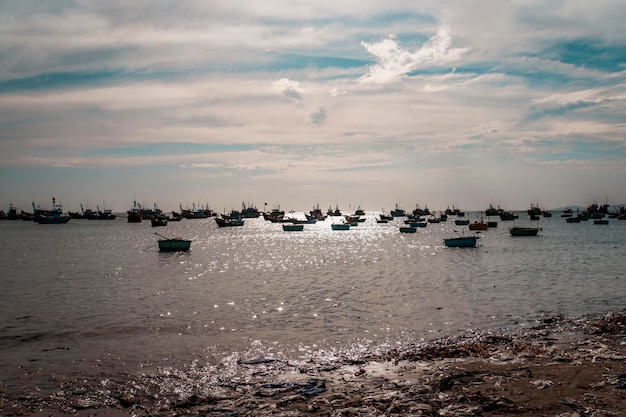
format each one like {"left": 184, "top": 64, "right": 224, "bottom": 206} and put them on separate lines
{"left": 310, "top": 107, "right": 327, "bottom": 125}
{"left": 1, "top": 2, "right": 626, "bottom": 212}
{"left": 272, "top": 78, "right": 304, "bottom": 100}
{"left": 359, "top": 26, "right": 467, "bottom": 84}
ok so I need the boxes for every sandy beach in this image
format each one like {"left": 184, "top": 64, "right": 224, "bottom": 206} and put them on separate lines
{"left": 3, "top": 312, "right": 625, "bottom": 416}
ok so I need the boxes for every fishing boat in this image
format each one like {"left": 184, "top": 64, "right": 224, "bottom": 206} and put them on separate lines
{"left": 412, "top": 204, "right": 430, "bottom": 217}
{"left": 345, "top": 215, "right": 364, "bottom": 224}
{"left": 36, "top": 213, "right": 71, "bottom": 224}
{"left": 127, "top": 199, "right": 142, "bottom": 223}
{"left": 215, "top": 215, "right": 244, "bottom": 227}
{"left": 21, "top": 210, "right": 35, "bottom": 221}
{"left": 499, "top": 211, "right": 518, "bottom": 221}
{"left": 297, "top": 215, "right": 318, "bottom": 224}
{"left": 282, "top": 224, "right": 304, "bottom": 231}
{"left": 169, "top": 212, "right": 183, "bottom": 221}
{"left": 180, "top": 203, "right": 211, "bottom": 219}
{"left": 561, "top": 207, "right": 574, "bottom": 217}
{"left": 445, "top": 205, "right": 463, "bottom": 216}
{"left": 263, "top": 204, "right": 286, "bottom": 222}
{"left": 485, "top": 204, "right": 501, "bottom": 217}
{"left": 390, "top": 203, "right": 406, "bottom": 217}
{"left": 241, "top": 202, "right": 261, "bottom": 218}
{"left": 469, "top": 222, "right": 488, "bottom": 230}
{"left": 468, "top": 216, "right": 488, "bottom": 230}
{"left": 509, "top": 226, "right": 541, "bottom": 236}
{"left": 454, "top": 219, "right": 470, "bottom": 226}
{"left": 309, "top": 204, "right": 327, "bottom": 220}
{"left": 379, "top": 211, "right": 393, "bottom": 221}
{"left": 3, "top": 204, "right": 23, "bottom": 220}
{"left": 151, "top": 215, "right": 168, "bottom": 227}
{"left": 327, "top": 204, "right": 342, "bottom": 217}
{"left": 331, "top": 223, "right": 350, "bottom": 230}
{"left": 34, "top": 198, "right": 71, "bottom": 224}
{"left": 88, "top": 206, "right": 117, "bottom": 220}
{"left": 527, "top": 203, "right": 542, "bottom": 216}
{"left": 444, "top": 235, "right": 478, "bottom": 248}
{"left": 68, "top": 205, "right": 88, "bottom": 219}
{"left": 399, "top": 226, "right": 416, "bottom": 233}
{"left": 155, "top": 233, "right": 191, "bottom": 252}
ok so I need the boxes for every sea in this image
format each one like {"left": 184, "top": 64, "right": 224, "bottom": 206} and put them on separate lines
{"left": 1, "top": 212, "right": 625, "bottom": 413}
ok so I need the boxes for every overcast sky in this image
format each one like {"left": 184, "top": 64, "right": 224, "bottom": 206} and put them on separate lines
{"left": 1, "top": 1, "right": 625, "bottom": 214}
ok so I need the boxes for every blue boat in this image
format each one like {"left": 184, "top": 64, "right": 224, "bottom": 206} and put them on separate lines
{"left": 36, "top": 213, "right": 71, "bottom": 224}
{"left": 331, "top": 223, "right": 350, "bottom": 230}
{"left": 444, "top": 236, "right": 478, "bottom": 248}
{"left": 282, "top": 224, "right": 304, "bottom": 231}
{"left": 509, "top": 226, "right": 540, "bottom": 236}
{"left": 34, "top": 198, "right": 71, "bottom": 224}
{"left": 155, "top": 232, "right": 192, "bottom": 252}
{"left": 158, "top": 238, "right": 191, "bottom": 252}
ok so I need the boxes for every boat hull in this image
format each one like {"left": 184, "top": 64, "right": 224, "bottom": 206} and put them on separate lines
{"left": 331, "top": 224, "right": 350, "bottom": 230}
{"left": 468, "top": 223, "right": 488, "bottom": 230}
{"left": 158, "top": 239, "right": 191, "bottom": 252}
{"left": 35, "top": 215, "right": 70, "bottom": 224}
{"left": 151, "top": 217, "right": 168, "bottom": 227}
{"left": 399, "top": 226, "right": 416, "bottom": 233}
{"left": 282, "top": 224, "right": 304, "bottom": 231}
{"left": 444, "top": 236, "right": 477, "bottom": 247}
{"left": 215, "top": 217, "right": 244, "bottom": 227}
{"left": 509, "top": 227, "right": 540, "bottom": 236}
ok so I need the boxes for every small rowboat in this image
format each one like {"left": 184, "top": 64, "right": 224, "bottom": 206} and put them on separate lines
{"left": 509, "top": 226, "right": 540, "bottom": 236}
{"left": 444, "top": 236, "right": 478, "bottom": 248}
{"left": 155, "top": 233, "right": 191, "bottom": 252}
{"left": 282, "top": 224, "right": 304, "bottom": 231}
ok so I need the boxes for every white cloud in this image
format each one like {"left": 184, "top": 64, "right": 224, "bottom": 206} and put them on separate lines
{"left": 272, "top": 78, "right": 304, "bottom": 100}
{"left": 359, "top": 26, "right": 467, "bottom": 84}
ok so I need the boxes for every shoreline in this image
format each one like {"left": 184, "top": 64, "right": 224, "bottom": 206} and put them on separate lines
{"left": 2, "top": 312, "right": 625, "bottom": 416}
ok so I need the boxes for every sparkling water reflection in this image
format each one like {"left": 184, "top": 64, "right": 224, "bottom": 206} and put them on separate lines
{"left": 0, "top": 213, "right": 624, "bottom": 388}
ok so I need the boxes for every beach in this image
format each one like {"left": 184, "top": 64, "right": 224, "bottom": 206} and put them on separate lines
{"left": 3, "top": 312, "right": 625, "bottom": 416}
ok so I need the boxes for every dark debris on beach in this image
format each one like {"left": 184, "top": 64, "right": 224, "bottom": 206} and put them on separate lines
{"left": 2, "top": 312, "right": 626, "bottom": 416}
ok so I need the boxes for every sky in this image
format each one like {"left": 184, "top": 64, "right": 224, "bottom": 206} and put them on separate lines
{"left": 1, "top": 0, "right": 625, "bottom": 214}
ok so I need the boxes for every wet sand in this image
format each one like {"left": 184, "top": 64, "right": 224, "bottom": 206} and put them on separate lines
{"left": 3, "top": 312, "right": 625, "bottom": 416}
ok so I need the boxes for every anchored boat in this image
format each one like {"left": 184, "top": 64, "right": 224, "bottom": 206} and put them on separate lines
{"left": 155, "top": 233, "right": 191, "bottom": 252}
{"left": 509, "top": 226, "right": 541, "bottom": 236}
{"left": 444, "top": 235, "right": 478, "bottom": 248}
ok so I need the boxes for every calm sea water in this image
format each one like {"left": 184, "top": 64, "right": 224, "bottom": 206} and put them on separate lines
{"left": 1, "top": 213, "right": 625, "bottom": 397}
